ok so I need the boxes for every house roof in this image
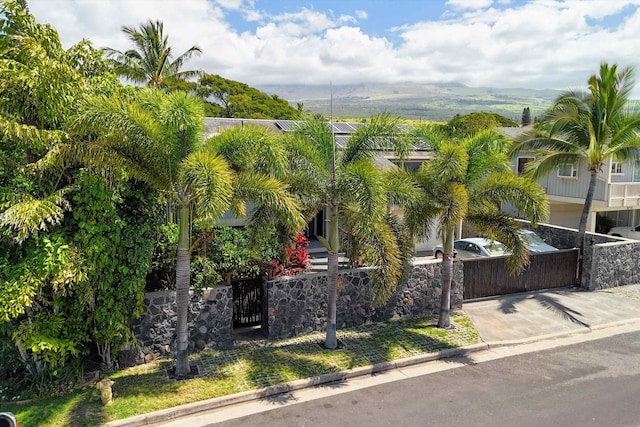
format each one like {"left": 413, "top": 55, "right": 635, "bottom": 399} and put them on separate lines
{"left": 203, "top": 117, "right": 280, "bottom": 138}
{"left": 496, "top": 125, "right": 531, "bottom": 139}
{"left": 203, "top": 117, "right": 431, "bottom": 152}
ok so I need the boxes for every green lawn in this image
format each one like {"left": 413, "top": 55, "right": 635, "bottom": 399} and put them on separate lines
{"left": 1, "top": 313, "right": 479, "bottom": 427}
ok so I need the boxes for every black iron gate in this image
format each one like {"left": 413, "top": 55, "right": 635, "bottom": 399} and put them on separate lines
{"left": 232, "top": 277, "right": 263, "bottom": 327}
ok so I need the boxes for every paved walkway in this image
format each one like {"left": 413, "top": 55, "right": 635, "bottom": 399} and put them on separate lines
{"left": 464, "top": 285, "right": 640, "bottom": 344}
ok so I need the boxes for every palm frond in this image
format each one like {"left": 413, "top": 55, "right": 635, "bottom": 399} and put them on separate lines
{"left": 0, "top": 189, "right": 70, "bottom": 243}
{"left": 349, "top": 213, "right": 411, "bottom": 307}
{"left": 463, "top": 130, "right": 511, "bottom": 185}
{"left": 435, "top": 182, "right": 468, "bottom": 238}
{"left": 206, "top": 124, "right": 287, "bottom": 177}
{"left": 408, "top": 123, "right": 448, "bottom": 151}
{"left": 178, "top": 151, "right": 234, "bottom": 226}
{"left": 341, "top": 112, "right": 407, "bottom": 166}
{"left": 382, "top": 167, "right": 420, "bottom": 209}
{"left": 337, "top": 159, "right": 387, "bottom": 223}
{"left": 466, "top": 211, "right": 529, "bottom": 273}
{"left": 234, "top": 172, "right": 305, "bottom": 233}
{"left": 65, "top": 94, "right": 174, "bottom": 187}
{"left": 471, "top": 172, "right": 549, "bottom": 225}
{"left": 0, "top": 115, "right": 68, "bottom": 151}
{"left": 424, "top": 141, "right": 468, "bottom": 186}
{"left": 293, "top": 114, "right": 334, "bottom": 170}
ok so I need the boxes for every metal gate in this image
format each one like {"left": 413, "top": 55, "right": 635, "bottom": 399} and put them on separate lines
{"left": 463, "top": 249, "right": 580, "bottom": 300}
{"left": 231, "top": 277, "right": 263, "bottom": 327}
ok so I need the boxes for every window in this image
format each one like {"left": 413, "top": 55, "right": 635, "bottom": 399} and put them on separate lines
{"left": 517, "top": 157, "right": 534, "bottom": 175}
{"left": 558, "top": 163, "right": 577, "bottom": 178}
{"left": 611, "top": 162, "right": 623, "bottom": 175}
{"left": 466, "top": 243, "right": 481, "bottom": 254}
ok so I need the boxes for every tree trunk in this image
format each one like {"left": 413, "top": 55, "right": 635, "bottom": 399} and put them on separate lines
{"left": 438, "top": 229, "right": 455, "bottom": 328}
{"left": 576, "top": 172, "right": 598, "bottom": 249}
{"left": 325, "top": 251, "right": 339, "bottom": 349}
{"left": 175, "top": 203, "right": 191, "bottom": 377}
{"left": 324, "top": 205, "right": 340, "bottom": 349}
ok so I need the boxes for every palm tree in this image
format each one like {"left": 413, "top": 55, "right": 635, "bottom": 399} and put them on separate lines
{"left": 292, "top": 113, "right": 412, "bottom": 349}
{"left": 104, "top": 20, "right": 202, "bottom": 88}
{"left": 403, "top": 128, "right": 548, "bottom": 327}
{"left": 511, "top": 63, "right": 640, "bottom": 249}
{"left": 205, "top": 124, "right": 315, "bottom": 250}
{"left": 58, "top": 89, "right": 303, "bottom": 377}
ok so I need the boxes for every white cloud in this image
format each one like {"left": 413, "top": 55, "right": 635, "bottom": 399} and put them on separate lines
{"left": 24, "top": 0, "right": 640, "bottom": 96}
{"left": 446, "top": 0, "right": 494, "bottom": 10}
{"left": 355, "top": 10, "right": 368, "bottom": 20}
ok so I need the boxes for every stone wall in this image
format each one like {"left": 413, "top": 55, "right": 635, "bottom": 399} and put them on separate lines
{"left": 126, "top": 286, "right": 233, "bottom": 366}
{"left": 517, "top": 220, "right": 620, "bottom": 249}
{"left": 582, "top": 239, "right": 640, "bottom": 290}
{"left": 128, "top": 219, "right": 640, "bottom": 360}
{"left": 264, "top": 259, "right": 463, "bottom": 340}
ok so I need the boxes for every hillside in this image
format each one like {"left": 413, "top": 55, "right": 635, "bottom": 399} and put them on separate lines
{"left": 257, "top": 81, "right": 560, "bottom": 122}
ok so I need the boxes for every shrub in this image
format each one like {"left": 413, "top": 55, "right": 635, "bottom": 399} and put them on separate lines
{"left": 272, "top": 232, "right": 311, "bottom": 277}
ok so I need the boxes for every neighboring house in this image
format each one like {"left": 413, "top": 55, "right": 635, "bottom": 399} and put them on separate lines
{"left": 203, "top": 117, "right": 439, "bottom": 252}
{"left": 499, "top": 126, "right": 640, "bottom": 233}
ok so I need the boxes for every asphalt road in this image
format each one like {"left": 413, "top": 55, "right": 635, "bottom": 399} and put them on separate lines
{"left": 205, "top": 331, "right": 640, "bottom": 427}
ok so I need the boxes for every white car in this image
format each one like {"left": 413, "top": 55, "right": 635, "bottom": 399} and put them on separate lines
{"left": 519, "top": 230, "right": 558, "bottom": 253}
{"left": 433, "top": 237, "right": 506, "bottom": 259}
{"left": 608, "top": 224, "right": 640, "bottom": 240}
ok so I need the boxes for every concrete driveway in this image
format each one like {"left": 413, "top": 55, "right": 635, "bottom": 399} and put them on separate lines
{"left": 463, "top": 285, "right": 640, "bottom": 344}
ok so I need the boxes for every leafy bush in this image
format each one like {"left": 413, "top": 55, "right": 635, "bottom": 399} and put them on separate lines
{"left": 191, "top": 226, "right": 272, "bottom": 288}
{"left": 272, "top": 232, "right": 311, "bottom": 277}
{"left": 446, "top": 112, "right": 518, "bottom": 138}
{"left": 146, "top": 223, "right": 178, "bottom": 291}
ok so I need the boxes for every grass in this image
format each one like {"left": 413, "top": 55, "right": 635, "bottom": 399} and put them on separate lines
{"left": 1, "top": 312, "right": 479, "bottom": 427}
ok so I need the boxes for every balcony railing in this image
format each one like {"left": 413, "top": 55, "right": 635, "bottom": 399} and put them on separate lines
{"left": 607, "top": 182, "right": 640, "bottom": 207}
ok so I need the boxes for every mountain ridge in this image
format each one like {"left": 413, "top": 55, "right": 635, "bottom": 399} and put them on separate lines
{"left": 256, "top": 81, "right": 561, "bottom": 122}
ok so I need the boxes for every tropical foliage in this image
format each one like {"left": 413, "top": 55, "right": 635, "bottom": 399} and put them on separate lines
{"left": 61, "top": 89, "right": 303, "bottom": 378}
{"left": 446, "top": 112, "right": 519, "bottom": 138}
{"left": 197, "top": 73, "right": 300, "bottom": 119}
{"left": 511, "top": 63, "right": 640, "bottom": 248}
{"left": 104, "top": 19, "right": 202, "bottom": 87}
{"left": 291, "top": 113, "right": 413, "bottom": 348}
{"left": 403, "top": 126, "right": 548, "bottom": 327}
{"left": 0, "top": 0, "right": 159, "bottom": 384}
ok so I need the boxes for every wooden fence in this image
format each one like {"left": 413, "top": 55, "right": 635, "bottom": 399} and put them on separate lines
{"left": 463, "top": 249, "right": 580, "bottom": 300}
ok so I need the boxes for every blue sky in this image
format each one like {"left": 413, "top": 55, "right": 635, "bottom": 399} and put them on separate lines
{"left": 27, "top": 0, "right": 640, "bottom": 95}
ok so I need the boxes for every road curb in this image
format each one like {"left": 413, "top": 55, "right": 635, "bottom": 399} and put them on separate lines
{"left": 102, "top": 343, "right": 489, "bottom": 427}
{"left": 481, "top": 317, "right": 640, "bottom": 348}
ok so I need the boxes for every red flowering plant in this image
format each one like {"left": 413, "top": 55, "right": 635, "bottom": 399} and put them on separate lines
{"left": 272, "top": 232, "right": 311, "bottom": 277}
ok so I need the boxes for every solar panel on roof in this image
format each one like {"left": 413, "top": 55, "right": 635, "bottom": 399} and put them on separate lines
{"left": 331, "top": 122, "right": 356, "bottom": 134}
{"left": 274, "top": 120, "right": 298, "bottom": 132}
{"left": 334, "top": 135, "right": 349, "bottom": 149}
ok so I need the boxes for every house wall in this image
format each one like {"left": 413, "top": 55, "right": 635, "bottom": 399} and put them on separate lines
{"left": 542, "top": 169, "right": 607, "bottom": 201}
{"left": 547, "top": 203, "right": 583, "bottom": 229}
{"left": 609, "top": 158, "right": 639, "bottom": 183}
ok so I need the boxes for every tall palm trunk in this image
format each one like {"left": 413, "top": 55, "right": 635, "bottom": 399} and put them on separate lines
{"left": 324, "top": 205, "right": 340, "bottom": 349}
{"left": 576, "top": 172, "right": 598, "bottom": 249}
{"left": 438, "top": 229, "right": 455, "bottom": 328}
{"left": 175, "top": 202, "right": 191, "bottom": 377}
